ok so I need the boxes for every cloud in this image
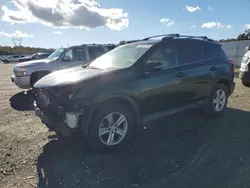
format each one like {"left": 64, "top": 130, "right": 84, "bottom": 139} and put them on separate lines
{"left": 160, "top": 18, "right": 175, "bottom": 26}
{"left": 201, "top": 22, "right": 232, "bottom": 29}
{"left": 185, "top": 5, "right": 201, "bottom": 12}
{"left": 189, "top": 25, "right": 196, "bottom": 28}
{"left": 53, "top": 31, "right": 63, "bottom": 34}
{"left": 245, "top": 24, "right": 250, "bottom": 30}
{"left": 208, "top": 7, "right": 213, "bottom": 11}
{"left": 0, "top": 30, "right": 34, "bottom": 38}
{"left": 1, "top": 0, "right": 129, "bottom": 31}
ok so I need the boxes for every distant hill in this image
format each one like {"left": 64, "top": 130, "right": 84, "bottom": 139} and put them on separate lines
{"left": 0, "top": 46, "right": 55, "bottom": 55}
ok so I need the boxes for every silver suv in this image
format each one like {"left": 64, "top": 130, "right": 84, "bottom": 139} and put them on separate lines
{"left": 11, "top": 44, "right": 116, "bottom": 89}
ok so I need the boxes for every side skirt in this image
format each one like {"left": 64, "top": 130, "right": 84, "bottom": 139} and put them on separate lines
{"left": 142, "top": 99, "right": 207, "bottom": 124}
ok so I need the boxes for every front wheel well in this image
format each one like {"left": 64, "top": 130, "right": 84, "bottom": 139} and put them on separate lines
{"left": 30, "top": 70, "right": 51, "bottom": 86}
{"left": 81, "top": 96, "right": 142, "bottom": 136}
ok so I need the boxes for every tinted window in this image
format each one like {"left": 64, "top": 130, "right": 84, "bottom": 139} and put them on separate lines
{"left": 178, "top": 39, "right": 206, "bottom": 64}
{"left": 88, "top": 47, "right": 105, "bottom": 59}
{"left": 39, "top": 54, "right": 49, "bottom": 59}
{"left": 13, "top": 56, "right": 18, "bottom": 58}
{"left": 146, "top": 43, "right": 177, "bottom": 69}
{"left": 207, "top": 43, "right": 227, "bottom": 60}
{"left": 207, "top": 43, "right": 220, "bottom": 58}
{"left": 74, "top": 48, "right": 86, "bottom": 60}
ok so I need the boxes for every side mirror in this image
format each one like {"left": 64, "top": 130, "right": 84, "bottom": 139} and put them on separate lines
{"left": 63, "top": 56, "right": 71, "bottom": 61}
{"left": 144, "top": 60, "right": 163, "bottom": 73}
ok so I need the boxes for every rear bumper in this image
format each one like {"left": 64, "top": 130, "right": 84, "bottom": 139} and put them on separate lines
{"left": 239, "top": 71, "right": 250, "bottom": 82}
{"left": 11, "top": 75, "right": 31, "bottom": 89}
{"left": 229, "top": 81, "right": 235, "bottom": 96}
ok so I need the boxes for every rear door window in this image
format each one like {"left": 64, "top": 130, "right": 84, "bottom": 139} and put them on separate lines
{"left": 74, "top": 48, "right": 86, "bottom": 60}
{"left": 88, "top": 47, "right": 106, "bottom": 59}
{"left": 178, "top": 39, "right": 206, "bottom": 64}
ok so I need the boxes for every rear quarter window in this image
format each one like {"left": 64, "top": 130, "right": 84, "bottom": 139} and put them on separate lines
{"left": 206, "top": 42, "right": 227, "bottom": 60}
{"left": 178, "top": 39, "right": 206, "bottom": 64}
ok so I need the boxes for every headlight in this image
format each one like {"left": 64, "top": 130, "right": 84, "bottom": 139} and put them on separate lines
{"left": 14, "top": 67, "right": 27, "bottom": 77}
{"left": 15, "top": 71, "right": 27, "bottom": 77}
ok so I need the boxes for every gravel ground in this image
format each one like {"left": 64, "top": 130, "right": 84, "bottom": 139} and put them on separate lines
{"left": 1, "top": 64, "right": 250, "bottom": 188}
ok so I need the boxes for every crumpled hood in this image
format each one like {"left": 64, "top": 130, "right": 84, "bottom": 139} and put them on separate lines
{"left": 14, "top": 59, "right": 54, "bottom": 68}
{"left": 34, "top": 67, "right": 107, "bottom": 88}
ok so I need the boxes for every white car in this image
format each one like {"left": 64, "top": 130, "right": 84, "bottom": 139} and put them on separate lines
{"left": 1, "top": 55, "right": 26, "bottom": 63}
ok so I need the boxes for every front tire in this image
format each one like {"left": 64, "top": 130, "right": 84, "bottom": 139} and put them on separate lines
{"left": 86, "top": 103, "right": 135, "bottom": 152}
{"left": 205, "top": 84, "right": 229, "bottom": 116}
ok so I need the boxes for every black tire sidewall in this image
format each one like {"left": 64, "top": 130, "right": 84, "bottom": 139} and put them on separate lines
{"left": 242, "top": 81, "right": 250, "bottom": 87}
{"left": 206, "top": 84, "right": 229, "bottom": 116}
{"left": 86, "top": 103, "right": 135, "bottom": 152}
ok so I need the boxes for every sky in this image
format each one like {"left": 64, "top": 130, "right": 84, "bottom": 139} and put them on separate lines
{"left": 0, "top": 0, "right": 250, "bottom": 48}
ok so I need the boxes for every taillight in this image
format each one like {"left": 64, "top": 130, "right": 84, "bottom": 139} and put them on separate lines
{"left": 228, "top": 59, "right": 234, "bottom": 64}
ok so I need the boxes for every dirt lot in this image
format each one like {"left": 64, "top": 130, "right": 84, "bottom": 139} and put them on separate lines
{"left": 1, "top": 64, "right": 250, "bottom": 188}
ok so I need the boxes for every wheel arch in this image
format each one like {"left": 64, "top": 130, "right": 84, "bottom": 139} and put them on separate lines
{"left": 30, "top": 70, "right": 51, "bottom": 86}
{"left": 213, "top": 78, "right": 230, "bottom": 92}
{"left": 81, "top": 94, "right": 142, "bottom": 136}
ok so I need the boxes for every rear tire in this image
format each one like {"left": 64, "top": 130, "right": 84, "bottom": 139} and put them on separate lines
{"left": 85, "top": 103, "right": 135, "bottom": 152}
{"left": 205, "top": 83, "right": 229, "bottom": 117}
{"left": 242, "top": 81, "right": 250, "bottom": 87}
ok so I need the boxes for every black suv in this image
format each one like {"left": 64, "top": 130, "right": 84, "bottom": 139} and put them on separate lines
{"left": 33, "top": 34, "right": 235, "bottom": 151}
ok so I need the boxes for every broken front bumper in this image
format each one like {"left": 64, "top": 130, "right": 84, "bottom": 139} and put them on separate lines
{"left": 34, "top": 89, "right": 81, "bottom": 137}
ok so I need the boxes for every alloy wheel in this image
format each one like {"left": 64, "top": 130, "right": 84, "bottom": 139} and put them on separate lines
{"left": 213, "top": 89, "right": 226, "bottom": 112}
{"left": 98, "top": 112, "right": 128, "bottom": 146}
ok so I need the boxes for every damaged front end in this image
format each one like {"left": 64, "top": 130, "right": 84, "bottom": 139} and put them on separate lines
{"left": 34, "top": 87, "right": 83, "bottom": 137}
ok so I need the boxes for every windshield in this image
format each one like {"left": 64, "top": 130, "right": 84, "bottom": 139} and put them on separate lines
{"left": 88, "top": 43, "right": 152, "bottom": 70}
{"left": 47, "top": 48, "right": 66, "bottom": 59}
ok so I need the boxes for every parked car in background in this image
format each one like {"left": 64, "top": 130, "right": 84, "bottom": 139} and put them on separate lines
{"left": 11, "top": 44, "right": 117, "bottom": 89}
{"left": 239, "top": 50, "right": 250, "bottom": 87}
{"left": 18, "top": 53, "right": 50, "bottom": 62}
{"left": 33, "top": 34, "right": 235, "bottom": 152}
{"left": 1, "top": 55, "right": 26, "bottom": 63}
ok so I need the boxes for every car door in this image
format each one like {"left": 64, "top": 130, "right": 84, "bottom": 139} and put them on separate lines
{"left": 58, "top": 47, "right": 88, "bottom": 70}
{"left": 177, "top": 39, "right": 214, "bottom": 102}
{"left": 136, "top": 42, "right": 189, "bottom": 117}
{"left": 11, "top": 55, "right": 19, "bottom": 62}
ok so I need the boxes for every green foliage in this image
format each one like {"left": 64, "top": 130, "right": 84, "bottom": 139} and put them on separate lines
{"left": 0, "top": 46, "right": 55, "bottom": 55}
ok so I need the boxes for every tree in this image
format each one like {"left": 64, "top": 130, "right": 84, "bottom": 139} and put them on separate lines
{"left": 119, "top": 40, "right": 126, "bottom": 45}
{"left": 0, "top": 45, "right": 55, "bottom": 55}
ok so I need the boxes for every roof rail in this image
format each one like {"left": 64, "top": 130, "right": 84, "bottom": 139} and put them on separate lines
{"left": 81, "top": 43, "right": 116, "bottom": 46}
{"left": 161, "top": 34, "right": 215, "bottom": 42}
{"left": 141, "top": 33, "right": 214, "bottom": 42}
{"left": 143, "top": 34, "right": 179, "bottom": 40}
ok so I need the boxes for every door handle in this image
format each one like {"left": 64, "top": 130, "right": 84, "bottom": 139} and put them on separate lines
{"left": 176, "top": 72, "right": 185, "bottom": 78}
{"left": 210, "top": 66, "right": 216, "bottom": 71}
